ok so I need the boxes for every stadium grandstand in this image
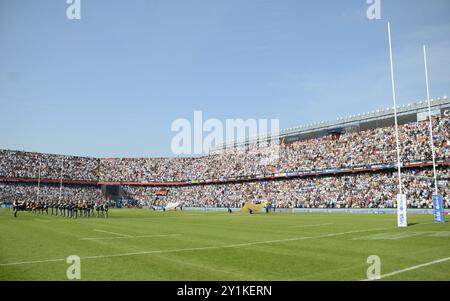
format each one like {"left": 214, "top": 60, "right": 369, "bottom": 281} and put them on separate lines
{"left": 1, "top": 97, "right": 449, "bottom": 210}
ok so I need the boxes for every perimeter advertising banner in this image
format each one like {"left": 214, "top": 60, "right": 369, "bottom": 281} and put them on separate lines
{"left": 433, "top": 194, "right": 445, "bottom": 223}
{"left": 397, "top": 194, "right": 408, "bottom": 227}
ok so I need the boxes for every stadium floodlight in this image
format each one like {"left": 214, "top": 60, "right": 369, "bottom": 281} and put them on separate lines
{"left": 444, "top": 95, "right": 448, "bottom": 100}
{"left": 387, "top": 22, "right": 407, "bottom": 227}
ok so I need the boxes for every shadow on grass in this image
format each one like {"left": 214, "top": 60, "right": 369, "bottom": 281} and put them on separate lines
{"left": 408, "top": 220, "right": 449, "bottom": 226}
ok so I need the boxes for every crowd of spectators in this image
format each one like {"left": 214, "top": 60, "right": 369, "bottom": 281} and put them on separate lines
{"left": 0, "top": 182, "right": 103, "bottom": 203}
{"left": 1, "top": 167, "right": 447, "bottom": 209}
{"left": 0, "top": 118, "right": 449, "bottom": 210}
{"left": 123, "top": 168, "right": 449, "bottom": 209}
{"left": 0, "top": 118, "right": 448, "bottom": 183}
{"left": 0, "top": 150, "right": 98, "bottom": 181}
{"left": 100, "top": 118, "right": 449, "bottom": 182}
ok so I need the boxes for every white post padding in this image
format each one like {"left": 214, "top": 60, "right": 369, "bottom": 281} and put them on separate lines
{"left": 397, "top": 194, "right": 408, "bottom": 227}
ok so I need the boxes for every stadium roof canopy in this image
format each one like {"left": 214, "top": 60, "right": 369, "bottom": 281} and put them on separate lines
{"left": 210, "top": 96, "right": 449, "bottom": 153}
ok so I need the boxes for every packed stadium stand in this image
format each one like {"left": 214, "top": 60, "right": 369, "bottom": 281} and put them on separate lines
{"left": 1, "top": 98, "right": 449, "bottom": 209}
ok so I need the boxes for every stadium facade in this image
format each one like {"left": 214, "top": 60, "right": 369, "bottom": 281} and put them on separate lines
{"left": 211, "top": 96, "right": 449, "bottom": 151}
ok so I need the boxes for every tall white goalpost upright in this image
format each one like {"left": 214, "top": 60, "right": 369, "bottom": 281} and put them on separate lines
{"left": 387, "top": 22, "right": 407, "bottom": 227}
{"left": 36, "top": 157, "right": 41, "bottom": 203}
{"left": 59, "top": 157, "right": 64, "bottom": 202}
{"left": 423, "top": 45, "right": 439, "bottom": 196}
{"left": 423, "top": 45, "right": 445, "bottom": 223}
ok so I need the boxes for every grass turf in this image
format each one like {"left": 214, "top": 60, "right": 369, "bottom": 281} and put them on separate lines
{"left": 0, "top": 208, "right": 449, "bottom": 281}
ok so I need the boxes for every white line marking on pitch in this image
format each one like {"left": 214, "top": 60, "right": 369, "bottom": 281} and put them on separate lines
{"left": 0, "top": 226, "right": 393, "bottom": 267}
{"left": 93, "top": 229, "right": 132, "bottom": 237}
{"left": 80, "top": 234, "right": 181, "bottom": 241}
{"left": 362, "top": 256, "right": 450, "bottom": 281}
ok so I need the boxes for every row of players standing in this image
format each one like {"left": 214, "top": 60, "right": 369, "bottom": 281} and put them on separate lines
{"left": 12, "top": 200, "right": 109, "bottom": 218}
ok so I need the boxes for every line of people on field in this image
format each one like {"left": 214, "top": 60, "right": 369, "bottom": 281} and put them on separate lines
{"left": 12, "top": 200, "right": 109, "bottom": 218}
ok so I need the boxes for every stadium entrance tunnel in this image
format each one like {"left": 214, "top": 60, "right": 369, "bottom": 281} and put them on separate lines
{"left": 101, "top": 185, "right": 127, "bottom": 200}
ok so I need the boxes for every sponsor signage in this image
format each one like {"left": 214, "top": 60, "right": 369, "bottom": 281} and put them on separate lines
{"left": 433, "top": 194, "right": 445, "bottom": 223}
{"left": 441, "top": 107, "right": 450, "bottom": 117}
{"left": 155, "top": 190, "right": 168, "bottom": 196}
{"left": 397, "top": 194, "right": 408, "bottom": 227}
{"left": 285, "top": 172, "right": 300, "bottom": 177}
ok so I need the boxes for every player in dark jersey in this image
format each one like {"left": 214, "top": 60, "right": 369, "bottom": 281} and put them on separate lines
{"left": 95, "top": 202, "right": 100, "bottom": 217}
{"left": 87, "top": 202, "right": 93, "bottom": 217}
{"left": 43, "top": 201, "right": 49, "bottom": 215}
{"left": 61, "top": 202, "right": 67, "bottom": 217}
{"left": 103, "top": 202, "right": 109, "bottom": 219}
{"left": 82, "top": 201, "right": 87, "bottom": 217}
{"left": 52, "top": 201, "right": 57, "bottom": 215}
{"left": 13, "top": 200, "right": 20, "bottom": 218}
{"left": 72, "top": 202, "right": 77, "bottom": 218}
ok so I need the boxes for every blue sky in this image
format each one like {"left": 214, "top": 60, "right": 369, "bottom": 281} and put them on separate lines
{"left": 1, "top": 0, "right": 449, "bottom": 157}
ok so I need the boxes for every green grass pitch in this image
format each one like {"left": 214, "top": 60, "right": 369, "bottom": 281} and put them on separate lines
{"left": 0, "top": 208, "right": 449, "bottom": 281}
